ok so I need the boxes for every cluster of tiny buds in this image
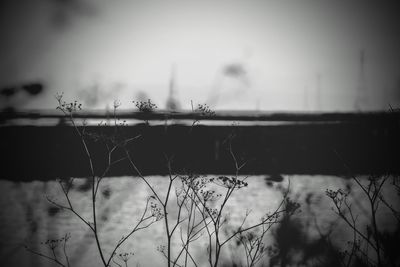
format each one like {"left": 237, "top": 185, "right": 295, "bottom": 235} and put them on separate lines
{"left": 182, "top": 175, "right": 209, "bottom": 191}
{"left": 195, "top": 104, "right": 215, "bottom": 116}
{"left": 133, "top": 99, "right": 157, "bottom": 113}
{"left": 326, "top": 188, "right": 347, "bottom": 199}
{"left": 40, "top": 233, "right": 71, "bottom": 249}
{"left": 116, "top": 119, "right": 128, "bottom": 127}
{"left": 150, "top": 201, "right": 164, "bottom": 221}
{"left": 117, "top": 252, "right": 134, "bottom": 262}
{"left": 216, "top": 176, "right": 248, "bottom": 189}
{"left": 55, "top": 93, "right": 82, "bottom": 113}
{"left": 261, "top": 212, "right": 280, "bottom": 223}
{"left": 157, "top": 245, "right": 166, "bottom": 253}
{"left": 199, "top": 189, "right": 221, "bottom": 202}
{"left": 61, "top": 101, "right": 82, "bottom": 113}
{"left": 205, "top": 207, "right": 219, "bottom": 219}
{"left": 326, "top": 188, "right": 348, "bottom": 209}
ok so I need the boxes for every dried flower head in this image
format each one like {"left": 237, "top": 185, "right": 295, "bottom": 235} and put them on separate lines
{"left": 133, "top": 99, "right": 157, "bottom": 113}
{"left": 55, "top": 93, "right": 82, "bottom": 114}
{"left": 215, "top": 176, "right": 248, "bottom": 189}
{"left": 113, "top": 100, "right": 121, "bottom": 109}
{"left": 195, "top": 104, "right": 215, "bottom": 116}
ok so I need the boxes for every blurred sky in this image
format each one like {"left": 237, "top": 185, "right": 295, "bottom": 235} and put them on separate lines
{"left": 1, "top": 0, "right": 400, "bottom": 111}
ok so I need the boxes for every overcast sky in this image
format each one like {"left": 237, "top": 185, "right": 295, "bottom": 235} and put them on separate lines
{"left": 1, "top": 0, "right": 400, "bottom": 111}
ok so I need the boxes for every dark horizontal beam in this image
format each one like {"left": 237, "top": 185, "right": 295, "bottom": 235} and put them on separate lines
{"left": 1, "top": 115, "right": 399, "bottom": 180}
{"left": 1, "top": 109, "right": 399, "bottom": 123}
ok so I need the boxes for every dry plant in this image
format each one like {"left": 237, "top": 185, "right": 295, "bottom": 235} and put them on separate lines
{"left": 123, "top": 106, "right": 295, "bottom": 267}
{"left": 234, "top": 195, "right": 300, "bottom": 267}
{"left": 25, "top": 233, "right": 71, "bottom": 267}
{"left": 25, "top": 94, "right": 163, "bottom": 267}
{"left": 326, "top": 150, "right": 400, "bottom": 267}
{"left": 26, "top": 94, "right": 294, "bottom": 267}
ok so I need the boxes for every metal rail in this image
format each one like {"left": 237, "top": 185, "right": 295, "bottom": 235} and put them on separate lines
{"left": 1, "top": 109, "right": 399, "bottom": 123}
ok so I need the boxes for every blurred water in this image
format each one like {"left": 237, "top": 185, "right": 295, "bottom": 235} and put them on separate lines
{"left": 0, "top": 175, "right": 398, "bottom": 267}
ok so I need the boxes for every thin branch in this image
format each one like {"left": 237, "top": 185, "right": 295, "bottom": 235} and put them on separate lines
{"left": 25, "top": 246, "right": 66, "bottom": 267}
